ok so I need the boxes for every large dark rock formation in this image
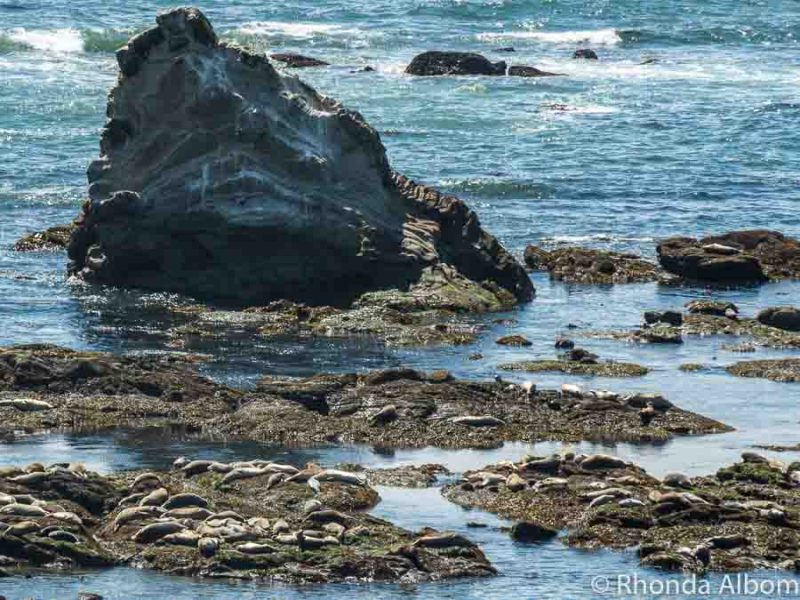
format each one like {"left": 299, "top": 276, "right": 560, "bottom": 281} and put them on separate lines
{"left": 405, "top": 51, "right": 559, "bottom": 78}
{"left": 68, "top": 8, "right": 533, "bottom": 308}
{"left": 657, "top": 230, "right": 800, "bottom": 284}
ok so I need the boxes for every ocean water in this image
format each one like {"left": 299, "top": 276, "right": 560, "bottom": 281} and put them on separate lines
{"left": 1, "top": 1, "right": 800, "bottom": 598}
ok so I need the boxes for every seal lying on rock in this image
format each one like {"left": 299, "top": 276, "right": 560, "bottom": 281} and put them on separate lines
{"left": 67, "top": 8, "right": 532, "bottom": 310}
{"left": 444, "top": 451, "right": 800, "bottom": 573}
{"left": 0, "top": 457, "right": 495, "bottom": 583}
{"left": 657, "top": 230, "right": 800, "bottom": 283}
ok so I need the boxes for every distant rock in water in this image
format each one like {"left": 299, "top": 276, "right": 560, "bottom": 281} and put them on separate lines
{"left": 657, "top": 230, "right": 800, "bottom": 283}
{"left": 405, "top": 51, "right": 560, "bottom": 77}
{"left": 572, "top": 49, "right": 598, "bottom": 60}
{"left": 524, "top": 245, "right": 662, "bottom": 284}
{"left": 269, "top": 53, "right": 329, "bottom": 68}
{"left": 68, "top": 8, "right": 533, "bottom": 308}
{"left": 15, "top": 224, "right": 75, "bottom": 251}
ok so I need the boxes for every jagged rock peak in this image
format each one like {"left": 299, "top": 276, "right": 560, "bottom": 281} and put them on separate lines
{"left": 69, "top": 7, "right": 533, "bottom": 307}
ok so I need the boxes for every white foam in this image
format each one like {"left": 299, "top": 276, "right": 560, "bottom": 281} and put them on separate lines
{"left": 478, "top": 28, "right": 622, "bottom": 45}
{"left": 7, "top": 28, "right": 84, "bottom": 53}
{"left": 236, "top": 21, "right": 355, "bottom": 40}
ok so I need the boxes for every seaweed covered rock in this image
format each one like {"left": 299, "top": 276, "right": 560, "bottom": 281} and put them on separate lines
{"left": 523, "top": 245, "right": 662, "bottom": 284}
{"left": 657, "top": 230, "right": 800, "bottom": 283}
{"left": 0, "top": 460, "right": 495, "bottom": 583}
{"left": 405, "top": 51, "right": 559, "bottom": 78}
{"left": 444, "top": 452, "right": 800, "bottom": 573}
{"left": 68, "top": 8, "right": 533, "bottom": 309}
{"left": 14, "top": 224, "right": 76, "bottom": 252}
{"left": 0, "top": 346, "right": 731, "bottom": 447}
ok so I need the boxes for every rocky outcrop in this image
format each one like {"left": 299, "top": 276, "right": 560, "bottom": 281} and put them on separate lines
{"left": 14, "top": 224, "right": 75, "bottom": 251}
{"left": 405, "top": 51, "right": 559, "bottom": 77}
{"left": 0, "top": 346, "right": 731, "bottom": 447}
{"left": 657, "top": 230, "right": 800, "bottom": 283}
{"left": 756, "top": 306, "right": 800, "bottom": 332}
{"left": 573, "top": 49, "right": 598, "bottom": 60}
{"left": 0, "top": 459, "right": 494, "bottom": 582}
{"left": 524, "top": 245, "right": 662, "bottom": 284}
{"left": 269, "top": 53, "right": 329, "bottom": 68}
{"left": 727, "top": 358, "right": 800, "bottom": 383}
{"left": 444, "top": 452, "right": 800, "bottom": 573}
{"left": 67, "top": 8, "right": 533, "bottom": 308}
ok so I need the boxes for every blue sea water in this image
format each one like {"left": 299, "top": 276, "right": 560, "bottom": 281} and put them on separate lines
{"left": 1, "top": 1, "right": 800, "bottom": 598}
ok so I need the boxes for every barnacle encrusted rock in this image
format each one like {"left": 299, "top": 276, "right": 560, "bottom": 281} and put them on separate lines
{"left": 67, "top": 7, "right": 532, "bottom": 309}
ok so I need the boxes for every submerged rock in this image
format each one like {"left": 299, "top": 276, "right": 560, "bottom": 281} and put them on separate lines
{"left": 657, "top": 230, "right": 800, "bottom": 283}
{"left": 68, "top": 8, "right": 532, "bottom": 309}
{"left": 444, "top": 452, "right": 800, "bottom": 573}
{"left": 0, "top": 346, "right": 731, "bottom": 447}
{"left": 523, "top": 245, "right": 662, "bottom": 284}
{"left": 405, "top": 51, "right": 559, "bottom": 77}
{"left": 498, "top": 358, "right": 648, "bottom": 378}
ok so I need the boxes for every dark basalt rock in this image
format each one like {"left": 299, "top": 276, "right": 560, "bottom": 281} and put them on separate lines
{"left": 657, "top": 230, "right": 800, "bottom": 283}
{"left": 573, "top": 49, "right": 598, "bottom": 60}
{"left": 68, "top": 8, "right": 533, "bottom": 309}
{"left": 510, "top": 521, "right": 558, "bottom": 542}
{"left": 405, "top": 51, "right": 559, "bottom": 78}
{"left": 270, "top": 53, "right": 329, "bottom": 68}
{"left": 644, "top": 310, "right": 683, "bottom": 327}
{"left": 756, "top": 306, "right": 800, "bottom": 332}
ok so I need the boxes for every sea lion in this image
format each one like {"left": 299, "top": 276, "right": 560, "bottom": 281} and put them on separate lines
{"left": 165, "top": 507, "right": 214, "bottom": 521}
{"left": 0, "top": 398, "right": 53, "bottom": 412}
{"left": 131, "top": 473, "right": 162, "bottom": 490}
{"left": 162, "top": 493, "right": 209, "bottom": 510}
{"left": 132, "top": 521, "right": 186, "bottom": 544}
{"left": 160, "top": 530, "right": 201, "bottom": 546}
{"left": 179, "top": 460, "right": 214, "bottom": 477}
{"left": 235, "top": 542, "right": 278, "bottom": 555}
{"left": 0, "top": 503, "right": 47, "bottom": 518}
{"left": 450, "top": 415, "right": 506, "bottom": 427}
{"left": 221, "top": 467, "right": 265, "bottom": 485}
{"left": 113, "top": 505, "right": 164, "bottom": 530}
{"left": 139, "top": 488, "right": 169, "bottom": 507}
{"left": 10, "top": 472, "right": 48, "bottom": 486}
{"left": 8, "top": 521, "right": 40, "bottom": 536}
{"left": 198, "top": 537, "right": 219, "bottom": 558}
{"left": 47, "top": 529, "right": 80, "bottom": 543}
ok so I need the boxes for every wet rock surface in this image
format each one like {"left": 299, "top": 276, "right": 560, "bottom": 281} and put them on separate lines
{"left": 14, "top": 224, "right": 76, "bottom": 252}
{"left": 405, "top": 51, "right": 559, "bottom": 77}
{"left": 0, "top": 346, "right": 730, "bottom": 447}
{"left": 444, "top": 452, "right": 800, "bottom": 573}
{"left": 523, "top": 246, "right": 662, "bottom": 284}
{"left": 269, "top": 53, "right": 329, "bottom": 68}
{"left": 68, "top": 8, "right": 533, "bottom": 309}
{"left": 727, "top": 359, "right": 800, "bottom": 383}
{"left": 657, "top": 230, "right": 800, "bottom": 283}
{"left": 756, "top": 307, "right": 800, "bottom": 332}
{"left": 0, "top": 459, "right": 494, "bottom": 582}
{"left": 160, "top": 266, "right": 515, "bottom": 348}
{"left": 589, "top": 306, "right": 800, "bottom": 350}
{"left": 498, "top": 358, "right": 648, "bottom": 378}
